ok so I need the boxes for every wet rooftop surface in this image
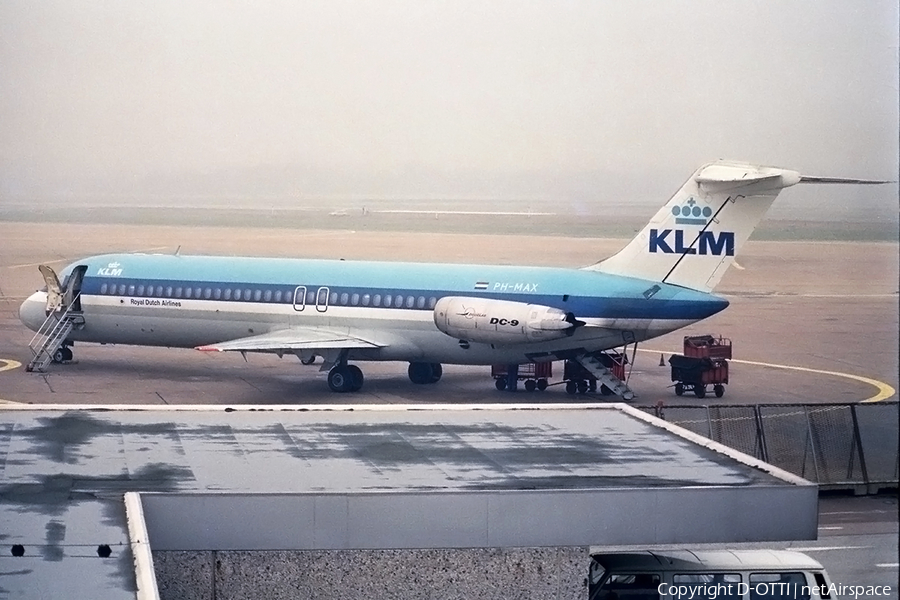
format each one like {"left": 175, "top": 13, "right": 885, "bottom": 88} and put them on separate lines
{"left": 0, "top": 404, "right": 798, "bottom": 598}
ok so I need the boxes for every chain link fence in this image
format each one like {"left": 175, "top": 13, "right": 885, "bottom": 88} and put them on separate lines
{"left": 640, "top": 402, "right": 899, "bottom": 493}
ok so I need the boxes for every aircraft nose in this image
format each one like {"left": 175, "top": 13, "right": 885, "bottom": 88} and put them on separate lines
{"left": 19, "top": 292, "right": 47, "bottom": 332}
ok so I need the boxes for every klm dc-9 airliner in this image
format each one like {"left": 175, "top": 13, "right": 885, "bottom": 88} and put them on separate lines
{"left": 19, "top": 161, "right": 883, "bottom": 395}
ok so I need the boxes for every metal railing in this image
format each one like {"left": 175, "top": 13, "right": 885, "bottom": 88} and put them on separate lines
{"left": 639, "top": 402, "right": 899, "bottom": 493}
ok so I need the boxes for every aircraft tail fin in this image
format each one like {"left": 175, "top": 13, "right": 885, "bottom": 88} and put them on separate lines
{"left": 584, "top": 160, "right": 888, "bottom": 292}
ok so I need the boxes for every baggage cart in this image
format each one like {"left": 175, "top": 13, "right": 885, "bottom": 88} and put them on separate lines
{"left": 669, "top": 354, "right": 729, "bottom": 399}
{"left": 491, "top": 361, "right": 552, "bottom": 392}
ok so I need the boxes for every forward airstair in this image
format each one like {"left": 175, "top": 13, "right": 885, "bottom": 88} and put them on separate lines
{"left": 26, "top": 297, "right": 83, "bottom": 372}
{"left": 575, "top": 353, "right": 635, "bottom": 400}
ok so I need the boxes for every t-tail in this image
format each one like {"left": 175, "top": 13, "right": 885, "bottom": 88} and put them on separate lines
{"left": 584, "top": 160, "right": 890, "bottom": 293}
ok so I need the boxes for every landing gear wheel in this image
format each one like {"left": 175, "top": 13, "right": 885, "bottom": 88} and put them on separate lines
{"left": 565, "top": 381, "right": 576, "bottom": 395}
{"left": 694, "top": 385, "right": 707, "bottom": 399}
{"left": 62, "top": 347, "right": 73, "bottom": 361}
{"left": 536, "top": 378, "right": 548, "bottom": 391}
{"left": 577, "top": 380, "right": 588, "bottom": 395}
{"left": 347, "top": 365, "right": 364, "bottom": 392}
{"left": 674, "top": 383, "right": 684, "bottom": 396}
{"left": 52, "top": 348, "right": 66, "bottom": 364}
{"left": 524, "top": 379, "right": 537, "bottom": 392}
{"left": 495, "top": 377, "right": 507, "bottom": 391}
{"left": 600, "top": 385, "right": 613, "bottom": 396}
{"left": 408, "top": 362, "right": 434, "bottom": 385}
{"left": 327, "top": 366, "right": 354, "bottom": 393}
{"left": 714, "top": 384, "right": 725, "bottom": 398}
{"left": 428, "top": 363, "right": 442, "bottom": 383}
{"left": 300, "top": 355, "right": 316, "bottom": 365}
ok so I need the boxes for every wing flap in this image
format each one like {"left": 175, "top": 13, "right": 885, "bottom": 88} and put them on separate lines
{"left": 196, "top": 327, "right": 386, "bottom": 353}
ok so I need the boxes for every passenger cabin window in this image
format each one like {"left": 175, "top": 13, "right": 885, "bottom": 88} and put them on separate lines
{"left": 274, "top": 290, "right": 282, "bottom": 303}
{"left": 137, "top": 285, "right": 144, "bottom": 296}
{"left": 351, "top": 293, "right": 359, "bottom": 306}
{"left": 673, "top": 574, "right": 742, "bottom": 600}
{"left": 417, "top": 296, "right": 425, "bottom": 309}
{"left": 373, "top": 294, "right": 381, "bottom": 307}
{"left": 340, "top": 292, "right": 349, "bottom": 305}
{"left": 185, "top": 287, "right": 192, "bottom": 299}
{"left": 749, "top": 573, "right": 809, "bottom": 600}
{"left": 253, "top": 289, "right": 262, "bottom": 302}
{"left": 118, "top": 284, "right": 126, "bottom": 295}
{"left": 594, "top": 573, "right": 660, "bottom": 600}
{"left": 362, "top": 294, "right": 370, "bottom": 306}
{"left": 204, "top": 288, "right": 212, "bottom": 299}
{"left": 234, "top": 289, "right": 241, "bottom": 300}
{"left": 155, "top": 286, "right": 163, "bottom": 296}
{"left": 264, "top": 290, "right": 272, "bottom": 302}
{"left": 101, "top": 283, "right": 108, "bottom": 294}
{"left": 384, "top": 294, "right": 392, "bottom": 307}
{"left": 428, "top": 297, "right": 437, "bottom": 309}
{"left": 165, "top": 286, "right": 173, "bottom": 297}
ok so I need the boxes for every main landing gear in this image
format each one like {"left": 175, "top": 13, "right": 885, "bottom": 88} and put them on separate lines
{"left": 325, "top": 361, "right": 444, "bottom": 393}
{"left": 327, "top": 364, "right": 364, "bottom": 393}
{"left": 408, "top": 362, "right": 443, "bottom": 385}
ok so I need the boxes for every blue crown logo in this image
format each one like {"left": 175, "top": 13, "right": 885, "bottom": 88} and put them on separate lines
{"left": 671, "top": 198, "right": 712, "bottom": 225}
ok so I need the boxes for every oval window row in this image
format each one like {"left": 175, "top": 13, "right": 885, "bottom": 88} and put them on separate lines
{"left": 98, "top": 282, "right": 438, "bottom": 310}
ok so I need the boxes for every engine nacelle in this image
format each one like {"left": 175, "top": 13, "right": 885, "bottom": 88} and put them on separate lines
{"left": 433, "top": 296, "right": 581, "bottom": 345}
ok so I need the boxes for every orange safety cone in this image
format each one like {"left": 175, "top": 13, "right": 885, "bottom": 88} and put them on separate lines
{"left": 659, "top": 353, "right": 666, "bottom": 367}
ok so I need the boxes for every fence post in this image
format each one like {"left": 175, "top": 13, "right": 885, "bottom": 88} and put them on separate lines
{"left": 849, "top": 404, "right": 870, "bottom": 490}
{"left": 803, "top": 405, "right": 821, "bottom": 483}
{"left": 754, "top": 405, "right": 769, "bottom": 463}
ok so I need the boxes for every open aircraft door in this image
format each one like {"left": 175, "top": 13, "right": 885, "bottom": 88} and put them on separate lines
{"left": 38, "top": 265, "right": 64, "bottom": 313}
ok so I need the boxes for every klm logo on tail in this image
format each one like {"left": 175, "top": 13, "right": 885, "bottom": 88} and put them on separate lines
{"left": 649, "top": 229, "right": 735, "bottom": 256}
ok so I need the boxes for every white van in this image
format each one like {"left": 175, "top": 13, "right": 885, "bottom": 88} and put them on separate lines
{"left": 589, "top": 550, "right": 837, "bottom": 600}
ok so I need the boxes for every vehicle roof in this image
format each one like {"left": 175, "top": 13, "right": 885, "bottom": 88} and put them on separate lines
{"left": 591, "top": 550, "right": 825, "bottom": 572}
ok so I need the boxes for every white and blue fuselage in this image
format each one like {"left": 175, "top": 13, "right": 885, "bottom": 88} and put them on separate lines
{"left": 21, "top": 253, "right": 727, "bottom": 365}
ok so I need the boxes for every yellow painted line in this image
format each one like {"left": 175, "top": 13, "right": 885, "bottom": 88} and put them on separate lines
{"left": 640, "top": 349, "right": 896, "bottom": 402}
{"left": 0, "top": 358, "right": 24, "bottom": 405}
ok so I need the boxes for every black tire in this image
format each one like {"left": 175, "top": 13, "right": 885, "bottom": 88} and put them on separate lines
{"left": 347, "top": 365, "right": 364, "bottom": 392}
{"left": 300, "top": 355, "right": 316, "bottom": 365}
{"left": 495, "top": 377, "right": 507, "bottom": 391}
{"left": 577, "top": 380, "right": 588, "bottom": 395}
{"left": 565, "top": 381, "right": 577, "bottom": 395}
{"left": 536, "top": 378, "right": 548, "bottom": 391}
{"left": 52, "top": 348, "right": 66, "bottom": 364}
{"left": 714, "top": 384, "right": 725, "bottom": 398}
{"left": 694, "top": 385, "right": 706, "bottom": 399}
{"left": 600, "top": 385, "right": 612, "bottom": 396}
{"left": 62, "top": 347, "right": 73, "bottom": 361}
{"left": 675, "top": 383, "right": 684, "bottom": 396}
{"left": 429, "top": 363, "right": 442, "bottom": 383}
{"left": 524, "top": 379, "right": 537, "bottom": 392}
{"left": 327, "top": 367, "right": 351, "bottom": 393}
{"left": 408, "top": 362, "right": 433, "bottom": 385}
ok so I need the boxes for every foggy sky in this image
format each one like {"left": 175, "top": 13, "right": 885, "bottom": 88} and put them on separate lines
{"left": 1, "top": 1, "right": 897, "bottom": 215}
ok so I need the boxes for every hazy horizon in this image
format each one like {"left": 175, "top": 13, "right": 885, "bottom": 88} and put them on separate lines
{"left": 2, "top": 2, "right": 897, "bottom": 223}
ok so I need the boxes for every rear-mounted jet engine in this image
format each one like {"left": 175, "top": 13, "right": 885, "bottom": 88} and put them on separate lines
{"left": 433, "top": 297, "right": 582, "bottom": 345}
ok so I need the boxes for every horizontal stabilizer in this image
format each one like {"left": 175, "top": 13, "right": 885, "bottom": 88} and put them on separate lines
{"left": 799, "top": 176, "right": 893, "bottom": 185}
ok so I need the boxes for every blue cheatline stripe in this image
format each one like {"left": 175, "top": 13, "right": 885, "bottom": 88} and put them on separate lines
{"left": 82, "top": 274, "right": 727, "bottom": 321}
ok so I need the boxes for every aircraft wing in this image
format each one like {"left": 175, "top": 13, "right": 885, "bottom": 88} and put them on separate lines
{"left": 196, "top": 327, "right": 387, "bottom": 353}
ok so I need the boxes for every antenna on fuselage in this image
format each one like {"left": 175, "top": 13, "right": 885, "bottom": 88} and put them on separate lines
{"left": 174, "top": 245, "right": 181, "bottom": 256}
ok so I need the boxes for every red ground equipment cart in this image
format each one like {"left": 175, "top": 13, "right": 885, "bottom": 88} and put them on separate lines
{"left": 669, "top": 335, "right": 731, "bottom": 398}
{"left": 563, "top": 352, "right": 628, "bottom": 395}
{"left": 491, "top": 362, "right": 552, "bottom": 392}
